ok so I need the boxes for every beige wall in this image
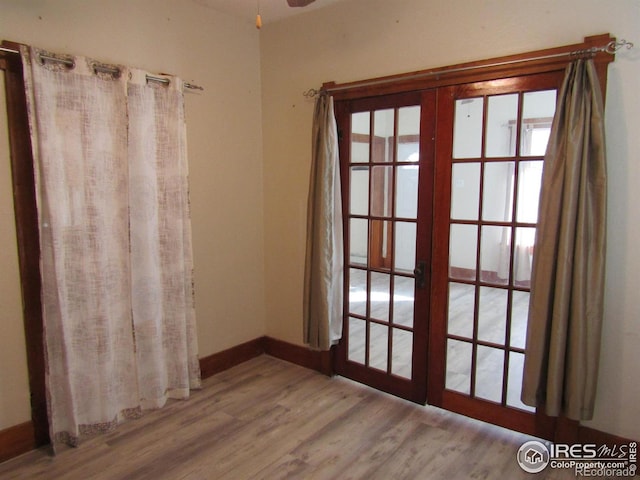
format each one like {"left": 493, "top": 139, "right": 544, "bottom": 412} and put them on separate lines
{"left": 261, "top": 0, "right": 640, "bottom": 440}
{"left": 0, "top": 0, "right": 266, "bottom": 430}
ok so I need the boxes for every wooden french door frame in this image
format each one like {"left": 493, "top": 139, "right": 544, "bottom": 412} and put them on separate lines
{"left": 333, "top": 90, "right": 436, "bottom": 404}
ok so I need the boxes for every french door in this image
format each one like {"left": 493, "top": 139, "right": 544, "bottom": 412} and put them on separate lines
{"left": 334, "top": 70, "right": 565, "bottom": 438}
{"left": 333, "top": 90, "right": 435, "bottom": 403}
{"left": 429, "top": 71, "right": 564, "bottom": 438}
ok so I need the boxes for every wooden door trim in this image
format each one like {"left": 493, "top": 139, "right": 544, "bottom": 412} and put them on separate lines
{"left": 1, "top": 40, "right": 49, "bottom": 446}
{"left": 426, "top": 85, "right": 455, "bottom": 408}
{"left": 411, "top": 88, "right": 436, "bottom": 404}
{"left": 323, "top": 34, "right": 613, "bottom": 101}
{"left": 442, "top": 390, "right": 557, "bottom": 440}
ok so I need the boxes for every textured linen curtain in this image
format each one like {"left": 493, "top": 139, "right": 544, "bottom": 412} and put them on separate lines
{"left": 521, "top": 59, "right": 606, "bottom": 421}
{"left": 127, "top": 69, "right": 200, "bottom": 408}
{"left": 303, "top": 94, "right": 344, "bottom": 350}
{"left": 22, "top": 46, "right": 200, "bottom": 447}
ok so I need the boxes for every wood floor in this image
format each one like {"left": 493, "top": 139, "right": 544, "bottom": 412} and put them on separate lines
{"left": 0, "top": 355, "right": 579, "bottom": 479}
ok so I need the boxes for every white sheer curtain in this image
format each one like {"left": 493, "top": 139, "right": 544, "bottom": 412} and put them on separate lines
{"left": 21, "top": 46, "right": 200, "bottom": 447}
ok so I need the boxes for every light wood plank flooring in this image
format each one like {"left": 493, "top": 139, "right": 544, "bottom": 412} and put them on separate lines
{"left": 0, "top": 355, "right": 578, "bottom": 479}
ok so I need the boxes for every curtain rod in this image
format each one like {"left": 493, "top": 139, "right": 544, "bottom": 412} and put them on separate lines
{"left": 0, "top": 46, "right": 203, "bottom": 91}
{"left": 303, "top": 38, "right": 634, "bottom": 98}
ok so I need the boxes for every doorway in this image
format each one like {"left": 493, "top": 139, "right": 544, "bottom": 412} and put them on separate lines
{"left": 334, "top": 71, "right": 564, "bottom": 439}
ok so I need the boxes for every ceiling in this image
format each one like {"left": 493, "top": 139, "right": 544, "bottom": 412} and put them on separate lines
{"left": 192, "top": 0, "right": 345, "bottom": 25}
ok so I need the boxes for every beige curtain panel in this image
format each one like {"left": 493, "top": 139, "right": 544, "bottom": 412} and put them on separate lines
{"left": 521, "top": 59, "right": 607, "bottom": 421}
{"left": 303, "top": 94, "right": 344, "bottom": 351}
{"left": 22, "top": 45, "right": 200, "bottom": 447}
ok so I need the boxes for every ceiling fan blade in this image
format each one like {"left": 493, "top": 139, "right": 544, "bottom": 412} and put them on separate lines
{"left": 287, "top": 0, "right": 316, "bottom": 7}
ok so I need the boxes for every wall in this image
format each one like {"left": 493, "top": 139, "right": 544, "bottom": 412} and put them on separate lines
{"left": 0, "top": 0, "right": 266, "bottom": 430}
{"left": 260, "top": 0, "right": 640, "bottom": 440}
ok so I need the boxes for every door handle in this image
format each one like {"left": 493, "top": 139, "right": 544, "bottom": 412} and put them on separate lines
{"left": 414, "top": 261, "right": 426, "bottom": 288}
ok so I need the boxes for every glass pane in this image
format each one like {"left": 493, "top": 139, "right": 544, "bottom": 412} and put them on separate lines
{"left": 394, "top": 222, "right": 416, "bottom": 274}
{"left": 369, "top": 219, "right": 391, "bottom": 269}
{"left": 521, "top": 90, "right": 556, "bottom": 156}
{"left": 486, "top": 94, "right": 518, "bottom": 158}
{"left": 516, "top": 160, "right": 543, "bottom": 223}
{"left": 348, "top": 268, "right": 367, "bottom": 317}
{"left": 369, "top": 322, "right": 388, "bottom": 371}
{"left": 395, "top": 165, "right": 419, "bottom": 218}
{"left": 522, "top": 90, "right": 556, "bottom": 118}
{"left": 448, "top": 282, "right": 475, "bottom": 338}
{"left": 514, "top": 227, "right": 535, "bottom": 286}
{"left": 349, "top": 218, "right": 368, "bottom": 266}
{"left": 507, "top": 352, "right": 535, "bottom": 411}
{"left": 477, "top": 286, "right": 508, "bottom": 345}
{"left": 446, "top": 339, "right": 472, "bottom": 394}
{"left": 352, "top": 111, "right": 370, "bottom": 135}
{"left": 480, "top": 225, "right": 511, "bottom": 286}
{"left": 373, "top": 109, "right": 394, "bottom": 163}
{"left": 370, "top": 272, "right": 390, "bottom": 322}
{"left": 351, "top": 111, "right": 370, "bottom": 164}
{"left": 397, "top": 106, "right": 420, "bottom": 163}
{"left": 393, "top": 276, "right": 414, "bottom": 327}
{"left": 351, "top": 140, "right": 370, "bottom": 164}
{"left": 453, "top": 97, "right": 484, "bottom": 159}
{"left": 527, "top": 127, "right": 551, "bottom": 156}
{"left": 510, "top": 290, "right": 530, "bottom": 349}
{"left": 398, "top": 105, "right": 420, "bottom": 136}
{"left": 482, "top": 162, "right": 514, "bottom": 222}
{"left": 391, "top": 328, "right": 412, "bottom": 379}
{"left": 348, "top": 317, "right": 365, "bottom": 365}
{"left": 398, "top": 142, "right": 419, "bottom": 163}
{"left": 370, "top": 166, "right": 393, "bottom": 217}
{"left": 475, "top": 346, "right": 504, "bottom": 403}
{"left": 349, "top": 166, "right": 369, "bottom": 215}
{"left": 451, "top": 162, "right": 480, "bottom": 221}
{"left": 449, "top": 224, "right": 477, "bottom": 281}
